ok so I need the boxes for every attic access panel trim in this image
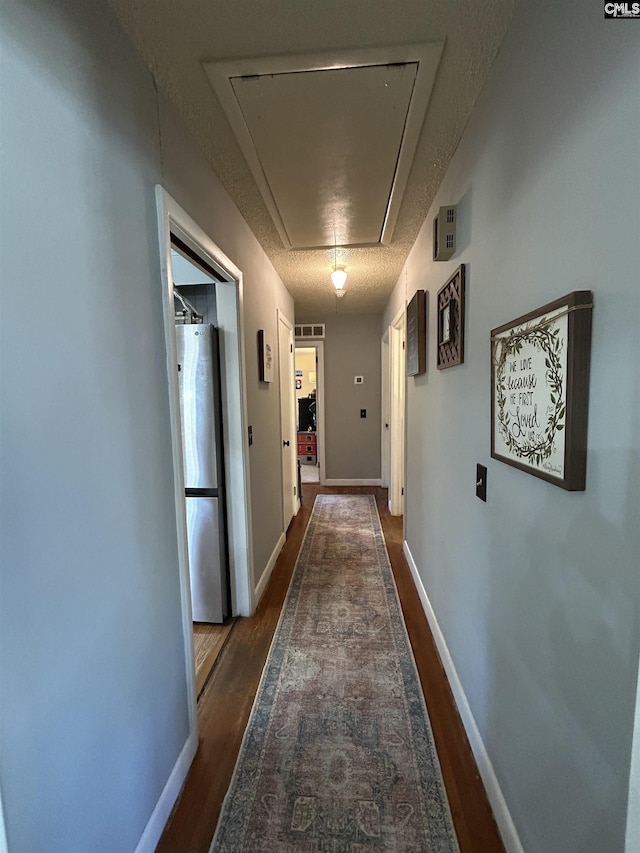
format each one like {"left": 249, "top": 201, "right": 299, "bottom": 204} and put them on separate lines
{"left": 230, "top": 63, "right": 418, "bottom": 250}
{"left": 204, "top": 44, "right": 444, "bottom": 251}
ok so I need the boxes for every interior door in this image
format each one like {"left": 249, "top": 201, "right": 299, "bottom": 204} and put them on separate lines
{"left": 389, "top": 312, "right": 406, "bottom": 516}
{"left": 278, "top": 312, "right": 297, "bottom": 528}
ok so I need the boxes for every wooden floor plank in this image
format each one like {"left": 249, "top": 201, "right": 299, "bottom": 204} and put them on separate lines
{"left": 193, "top": 621, "right": 236, "bottom": 698}
{"left": 156, "top": 486, "right": 504, "bottom": 853}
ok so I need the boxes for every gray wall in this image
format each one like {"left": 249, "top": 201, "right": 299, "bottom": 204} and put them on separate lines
{"left": 298, "top": 314, "right": 382, "bottom": 481}
{"left": 0, "top": 0, "right": 292, "bottom": 849}
{"left": 383, "top": 2, "right": 640, "bottom": 851}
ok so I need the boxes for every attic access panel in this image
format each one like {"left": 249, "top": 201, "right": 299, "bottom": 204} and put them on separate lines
{"left": 205, "top": 44, "right": 443, "bottom": 251}
{"left": 230, "top": 64, "right": 415, "bottom": 249}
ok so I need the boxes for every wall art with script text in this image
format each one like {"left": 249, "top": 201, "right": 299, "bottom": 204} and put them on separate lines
{"left": 491, "top": 291, "right": 593, "bottom": 490}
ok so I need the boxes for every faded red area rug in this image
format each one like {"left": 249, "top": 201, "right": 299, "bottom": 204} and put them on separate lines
{"left": 211, "top": 494, "right": 459, "bottom": 853}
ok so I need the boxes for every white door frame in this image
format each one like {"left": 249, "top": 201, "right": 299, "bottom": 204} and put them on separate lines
{"left": 0, "top": 791, "right": 7, "bottom": 853}
{"left": 388, "top": 305, "right": 406, "bottom": 516}
{"left": 627, "top": 659, "right": 640, "bottom": 852}
{"left": 278, "top": 310, "right": 298, "bottom": 525}
{"left": 381, "top": 330, "right": 390, "bottom": 489}
{"left": 155, "top": 185, "right": 255, "bottom": 625}
{"left": 315, "top": 341, "right": 326, "bottom": 484}
{"left": 294, "top": 340, "right": 325, "bottom": 484}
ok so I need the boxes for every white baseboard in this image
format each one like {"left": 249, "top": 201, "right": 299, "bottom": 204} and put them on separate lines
{"left": 403, "top": 541, "right": 524, "bottom": 853}
{"left": 322, "top": 478, "right": 382, "bottom": 486}
{"left": 135, "top": 728, "right": 198, "bottom": 853}
{"left": 254, "top": 531, "right": 286, "bottom": 606}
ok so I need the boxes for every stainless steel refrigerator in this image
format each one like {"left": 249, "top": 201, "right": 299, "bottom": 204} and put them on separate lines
{"left": 176, "top": 324, "right": 230, "bottom": 623}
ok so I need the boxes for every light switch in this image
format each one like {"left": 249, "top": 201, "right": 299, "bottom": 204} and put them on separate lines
{"left": 476, "top": 464, "right": 487, "bottom": 502}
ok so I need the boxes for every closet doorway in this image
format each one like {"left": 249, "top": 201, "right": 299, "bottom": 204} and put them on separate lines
{"left": 156, "top": 187, "right": 254, "bottom": 735}
{"left": 171, "top": 244, "right": 236, "bottom": 698}
{"left": 294, "top": 342, "right": 325, "bottom": 485}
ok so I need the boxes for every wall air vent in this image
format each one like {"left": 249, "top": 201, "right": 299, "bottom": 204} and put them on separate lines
{"left": 295, "top": 324, "right": 325, "bottom": 339}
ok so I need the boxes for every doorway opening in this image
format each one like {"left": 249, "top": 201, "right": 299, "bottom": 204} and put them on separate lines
{"left": 294, "top": 341, "right": 325, "bottom": 485}
{"left": 170, "top": 241, "right": 236, "bottom": 697}
{"left": 156, "top": 187, "right": 254, "bottom": 735}
{"left": 388, "top": 307, "right": 406, "bottom": 516}
{"left": 278, "top": 310, "right": 298, "bottom": 530}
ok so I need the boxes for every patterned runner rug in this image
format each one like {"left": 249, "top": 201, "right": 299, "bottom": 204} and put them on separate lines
{"left": 211, "top": 494, "right": 460, "bottom": 852}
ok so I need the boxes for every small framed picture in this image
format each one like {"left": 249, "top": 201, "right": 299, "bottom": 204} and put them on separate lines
{"left": 295, "top": 379, "right": 302, "bottom": 390}
{"left": 406, "top": 289, "right": 426, "bottom": 376}
{"left": 440, "top": 303, "right": 451, "bottom": 344}
{"left": 257, "top": 329, "right": 274, "bottom": 382}
{"left": 436, "top": 264, "right": 465, "bottom": 369}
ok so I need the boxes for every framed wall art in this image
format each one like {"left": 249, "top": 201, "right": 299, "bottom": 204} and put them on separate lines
{"left": 406, "top": 289, "right": 426, "bottom": 376}
{"left": 257, "top": 329, "right": 274, "bottom": 382}
{"left": 491, "top": 290, "right": 593, "bottom": 490}
{"left": 437, "top": 264, "right": 465, "bottom": 369}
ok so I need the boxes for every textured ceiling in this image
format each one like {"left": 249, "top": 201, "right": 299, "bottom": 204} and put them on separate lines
{"left": 108, "top": 0, "right": 514, "bottom": 314}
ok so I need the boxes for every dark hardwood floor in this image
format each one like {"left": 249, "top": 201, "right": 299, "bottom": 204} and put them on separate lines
{"left": 192, "top": 620, "right": 236, "bottom": 699}
{"left": 157, "top": 485, "right": 505, "bottom": 853}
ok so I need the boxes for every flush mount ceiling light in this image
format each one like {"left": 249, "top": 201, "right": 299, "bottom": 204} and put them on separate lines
{"left": 331, "top": 264, "right": 347, "bottom": 295}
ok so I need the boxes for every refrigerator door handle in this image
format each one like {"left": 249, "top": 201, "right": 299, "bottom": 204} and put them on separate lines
{"left": 185, "top": 487, "right": 218, "bottom": 498}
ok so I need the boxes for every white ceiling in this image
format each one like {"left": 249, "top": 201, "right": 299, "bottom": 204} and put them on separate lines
{"left": 108, "top": 0, "right": 514, "bottom": 314}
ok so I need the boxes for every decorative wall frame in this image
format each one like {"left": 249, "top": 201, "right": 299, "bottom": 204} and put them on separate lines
{"left": 406, "top": 289, "right": 426, "bottom": 376}
{"left": 437, "top": 265, "right": 465, "bottom": 369}
{"left": 491, "top": 291, "right": 593, "bottom": 490}
{"left": 257, "top": 329, "right": 274, "bottom": 382}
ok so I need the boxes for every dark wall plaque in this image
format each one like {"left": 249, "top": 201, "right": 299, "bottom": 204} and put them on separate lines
{"left": 406, "top": 289, "right": 426, "bottom": 377}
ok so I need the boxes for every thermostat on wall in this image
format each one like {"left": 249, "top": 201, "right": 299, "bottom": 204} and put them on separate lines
{"left": 354, "top": 376, "right": 364, "bottom": 385}
{"left": 433, "top": 204, "right": 457, "bottom": 261}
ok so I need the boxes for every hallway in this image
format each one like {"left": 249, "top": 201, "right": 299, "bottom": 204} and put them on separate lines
{"left": 2, "top": 2, "right": 638, "bottom": 850}
{"left": 158, "top": 486, "right": 504, "bottom": 853}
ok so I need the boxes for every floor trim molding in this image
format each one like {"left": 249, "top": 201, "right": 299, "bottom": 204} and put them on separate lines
{"left": 135, "top": 729, "right": 198, "bottom": 853}
{"left": 323, "top": 478, "right": 382, "bottom": 486}
{"left": 254, "top": 531, "right": 287, "bottom": 607}
{"left": 403, "top": 541, "right": 524, "bottom": 853}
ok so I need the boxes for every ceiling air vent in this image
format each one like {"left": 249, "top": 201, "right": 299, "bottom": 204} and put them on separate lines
{"left": 295, "top": 324, "right": 325, "bottom": 339}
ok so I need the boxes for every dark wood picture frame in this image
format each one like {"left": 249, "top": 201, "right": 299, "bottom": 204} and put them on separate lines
{"left": 436, "top": 264, "right": 465, "bottom": 369}
{"left": 406, "top": 289, "right": 426, "bottom": 376}
{"left": 490, "top": 290, "right": 593, "bottom": 490}
{"left": 257, "top": 329, "right": 274, "bottom": 382}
